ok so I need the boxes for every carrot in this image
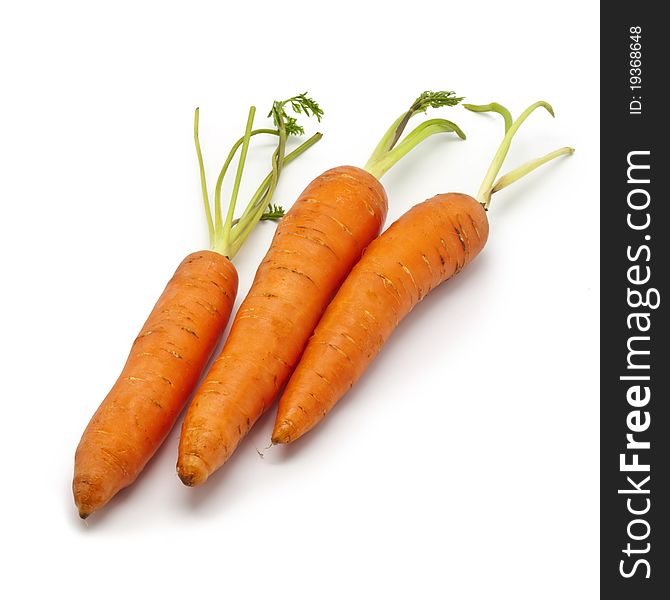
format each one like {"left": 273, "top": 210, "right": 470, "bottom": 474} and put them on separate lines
{"left": 177, "top": 91, "right": 466, "bottom": 485}
{"left": 73, "top": 95, "right": 322, "bottom": 518}
{"left": 272, "top": 100, "right": 574, "bottom": 444}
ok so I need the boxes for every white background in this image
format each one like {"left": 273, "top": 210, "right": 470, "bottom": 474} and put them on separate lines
{"left": 0, "top": 1, "right": 599, "bottom": 598}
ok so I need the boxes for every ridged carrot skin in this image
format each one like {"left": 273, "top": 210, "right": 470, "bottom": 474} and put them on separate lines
{"left": 74, "top": 251, "right": 237, "bottom": 518}
{"left": 272, "top": 193, "right": 488, "bottom": 443}
{"left": 177, "top": 166, "right": 388, "bottom": 485}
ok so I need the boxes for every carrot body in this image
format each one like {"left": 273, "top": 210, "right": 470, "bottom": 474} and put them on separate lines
{"left": 272, "top": 193, "right": 488, "bottom": 443}
{"left": 177, "top": 166, "right": 388, "bottom": 485}
{"left": 73, "top": 251, "right": 237, "bottom": 517}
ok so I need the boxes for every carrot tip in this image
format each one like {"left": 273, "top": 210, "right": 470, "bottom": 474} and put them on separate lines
{"left": 73, "top": 479, "right": 102, "bottom": 519}
{"left": 177, "top": 454, "right": 209, "bottom": 487}
{"left": 271, "top": 421, "right": 296, "bottom": 445}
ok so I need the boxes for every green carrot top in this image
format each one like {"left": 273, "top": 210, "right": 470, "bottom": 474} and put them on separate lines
{"left": 464, "top": 101, "right": 574, "bottom": 209}
{"left": 195, "top": 93, "right": 323, "bottom": 259}
{"left": 363, "top": 90, "right": 465, "bottom": 180}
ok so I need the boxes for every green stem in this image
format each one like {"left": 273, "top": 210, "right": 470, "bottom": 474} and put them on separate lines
{"left": 491, "top": 147, "right": 575, "bottom": 194}
{"left": 238, "top": 132, "right": 321, "bottom": 229}
{"left": 468, "top": 101, "right": 555, "bottom": 208}
{"left": 236, "top": 115, "right": 290, "bottom": 226}
{"left": 228, "top": 133, "right": 322, "bottom": 257}
{"left": 363, "top": 90, "right": 464, "bottom": 180}
{"left": 365, "top": 119, "right": 466, "bottom": 179}
{"left": 234, "top": 101, "right": 290, "bottom": 246}
{"left": 217, "top": 106, "right": 256, "bottom": 256}
{"left": 462, "top": 103, "right": 513, "bottom": 133}
{"left": 198, "top": 93, "right": 323, "bottom": 260}
{"left": 365, "top": 114, "right": 405, "bottom": 168}
{"left": 211, "top": 127, "right": 278, "bottom": 251}
{"left": 194, "top": 108, "right": 215, "bottom": 245}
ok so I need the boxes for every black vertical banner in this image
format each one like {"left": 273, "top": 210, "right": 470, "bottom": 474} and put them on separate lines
{"left": 601, "top": 5, "right": 668, "bottom": 597}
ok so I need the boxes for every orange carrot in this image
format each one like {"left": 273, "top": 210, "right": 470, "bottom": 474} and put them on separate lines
{"left": 178, "top": 91, "right": 466, "bottom": 485}
{"left": 74, "top": 251, "right": 237, "bottom": 518}
{"left": 73, "top": 96, "right": 322, "bottom": 518}
{"left": 272, "top": 100, "right": 574, "bottom": 444}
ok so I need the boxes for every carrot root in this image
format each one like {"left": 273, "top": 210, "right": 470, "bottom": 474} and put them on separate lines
{"left": 73, "top": 251, "right": 237, "bottom": 517}
{"left": 177, "top": 453, "right": 210, "bottom": 487}
{"left": 272, "top": 193, "right": 489, "bottom": 444}
{"left": 177, "top": 166, "right": 388, "bottom": 484}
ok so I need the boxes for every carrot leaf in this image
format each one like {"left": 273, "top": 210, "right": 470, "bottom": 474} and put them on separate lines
{"left": 269, "top": 93, "right": 324, "bottom": 136}
{"left": 261, "top": 203, "right": 286, "bottom": 222}
{"left": 195, "top": 93, "right": 323, "bottom": 258}
{"left": 368, "top": 119, "right": 465, "bottom": 179}
{"left": 364, "top": 90, "right": 464, "bottom": 180}
{"left": 228, "top": 93, "right": 323, "bottom": 257}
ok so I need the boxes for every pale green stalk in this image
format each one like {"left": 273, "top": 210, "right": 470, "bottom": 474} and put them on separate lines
{"left": 367, "top": 119, "right": 465, "bottom": 179}
{"left": 229, "top": 133, "right": 322, "bottom": 257}
{"left": 211, "top": 127, "right": 279, "bottom": 238}
{"left": 462, "top": 103, "right": 513, "bottom": 133}
{"left": 196, "top": 121, "right": 277, "bottom": 249}
{"left": 363, "top": 90, "right": 465, "bottom": 180}
{"left": 465, "top": 101, "right": 574, "bottom": 209}
{"left": 365, "top": 113, "right": 405, "bottom": 169}
{"left": 492, "top": 147, "right": 575, "bottom": 194}
{"left": 195, "top": 93, "right": 323, "bottom": 259}
{"left": 237, "top": 131, "right": 323, "bottom": 227}
{"left": 227, "top": 113, "right": 288, "bottom": 257}
{"left": 218, "top": 107, "right": 256, "bottom": 256}
{"left": 194, "top": 108, "right": 215, "bottom": 243}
